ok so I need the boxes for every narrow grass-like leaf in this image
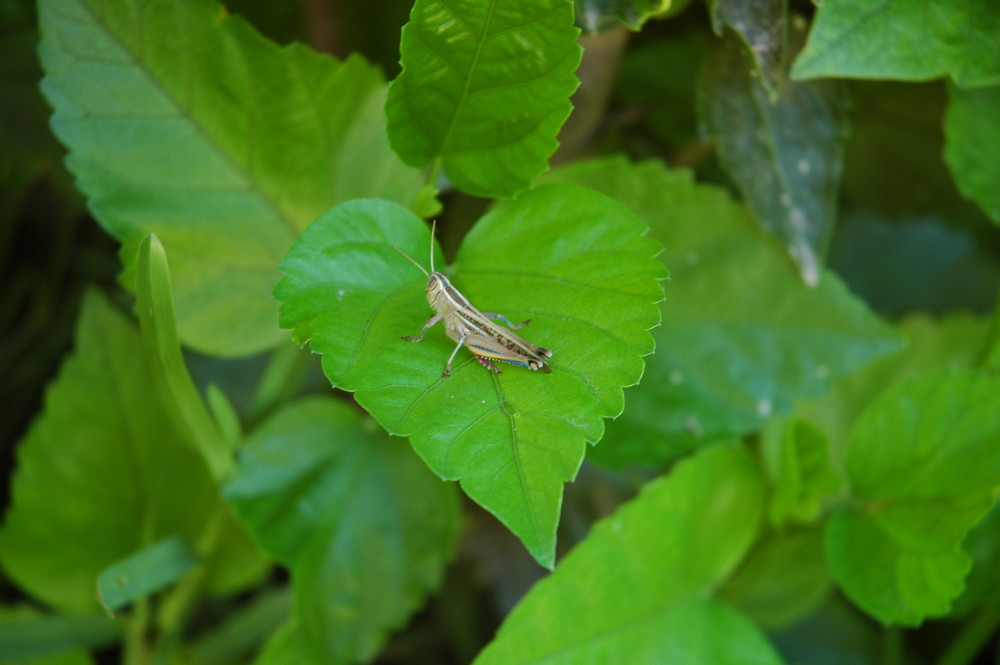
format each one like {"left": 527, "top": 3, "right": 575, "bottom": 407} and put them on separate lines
{"left": 0, "top": 292, "right": 245, "bottom": 611}
{"left": 791, "top": 0, "right": 1000, "bottom": 88}
{"left": 274, "top": 184, "right": 664, "bottom": 566}
{"left": 827, "top": 369, "right": 1000, "bottom": 625}
{"left": 473, "top": 444, "right": 781, "bottom": 664}
{"left": 226, "top": 397, "right": 459, "bottom": 665}
{"left": 0, "top": 608, "right": 120, "bottom": 661}
{"left": 135, "top": 234, "right": 231, "bottom": 479}
{"left": 719, "top": 529, "right": 831, "bottom": 631}
{"left": 700, "top": 30, "right": 849, "bottom": 285}
{"left": 386, "top": 0, "right": 582, "bottom": 197}
{"left": 542, "top": 157, "right": 900, "bottom": 468}
{"left": 944, "top": 84, "right": 1000, "bottom": 225}
{"left": 97, "top": 536, "right": 197, "bottom": 613}
{"left": 37, "top": 0, "right": 423, "bottom": 356}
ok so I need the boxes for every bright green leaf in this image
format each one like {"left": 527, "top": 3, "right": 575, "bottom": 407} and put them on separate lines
{"left": 0, "top": 292, "right": 225, "bottom": 611}
{"left": 827, "top": 369, "right": 1000, "bottom": 625}
{"left": 949, "top": 502, "right": 1000, "bottom": 618}
{"left": 542, "top": 158, "right": 900, "bottom": 468}
{"left": 700, "top": 29, "right": 850, "bottom": 285}
{"left": 473, "top": 444, "right": 781, "bottom": 664}
{"left": 944, "top": 84, "right": 1000, "bottom": 225}
{"left": 97, "top": 536, "right": 197, "bottom": 613}
{"left": 386, "top": 0, "right": 582, "bottom": 197}
{"left": 796, "top": 313, "right": 993, "bottom": 462}
{"left": 791, "top": 0, "right": 1000, "bottom": 88}
{"left": 274, "top": 184, "right": 664, "bottom": 566}
{"left": 762, "top": 418, "right": 842, "bottom": 527}
{"left": 225, "top": 397, "right": 460, "bottom": 664}
{"left": 37, "top": 0, "right": 423, "bottom": 357}
{"left": 719, "top": 528, "right": 831, "bottom": 630}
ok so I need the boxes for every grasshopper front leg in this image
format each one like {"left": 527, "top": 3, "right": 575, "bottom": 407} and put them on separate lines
{"left": 482, "top": 312, "right": 530, "bottom": 329}
{"left": 402, "top": 313, "right": 444, "bottom": 343}
{"left": 443, "top": 331, "right": 468, "bottom": 378}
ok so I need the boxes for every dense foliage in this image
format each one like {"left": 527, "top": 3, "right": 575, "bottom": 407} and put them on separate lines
{"left": 2, "top": 0, "right": 999, "bottom": 664}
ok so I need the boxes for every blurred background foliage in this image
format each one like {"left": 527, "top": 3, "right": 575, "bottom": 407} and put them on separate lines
{"left": 2, "top": 0, "right": 999, "bottom": 661}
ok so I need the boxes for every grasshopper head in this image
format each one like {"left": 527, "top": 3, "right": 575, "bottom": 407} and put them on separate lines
{"left": 426, "top": 272, "right": 455, "bottom": 309}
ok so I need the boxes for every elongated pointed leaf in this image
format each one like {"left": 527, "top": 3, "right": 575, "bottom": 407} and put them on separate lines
{"left": 37, "top": 0, "right": 423, "bottom": 357}
{"left": 700, "top": 30, "right": 849, "bottom": 285}
{"left": 0, "top": 292, "right": 238, "bottom": 611}
{"left": 97, "top": 536, "right": 197, "bottom": 612}
{"left": 226, "top": 397, "right": 459, "bottom": 665}
{"left": 707, "top": 0, "right": 786, "bottom": 96}
{"left": 944, "top": 84, "right": 1000, "bottom": 225}
{"left": 474, "top": 444, "right": 781, "bottom": 664}
{"left": 274, "top": 184, "right": 664, "bottom": 566}
{"left": 542, "top": 157, "right": 901, "bottom": 468}
{"left": 827, "top": 370, "right": 1000, "bottom": 625}
{"left": 386, "top": 0, "right": 581, "bottom": 197}
{"left": 135, "top": 234, "right": 231, "bottom": 479}
{"left": 792, "top": 0, "right": 1000, "bottom": 88}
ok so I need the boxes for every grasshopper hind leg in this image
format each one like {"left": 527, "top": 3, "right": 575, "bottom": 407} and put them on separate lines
{"left": 475, "top": 355, "right": 502, "bottom": 374}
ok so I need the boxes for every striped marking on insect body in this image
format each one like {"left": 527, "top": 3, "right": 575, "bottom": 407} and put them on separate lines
{"left": 395, "top": 223, "right": 552, "bottom": 378}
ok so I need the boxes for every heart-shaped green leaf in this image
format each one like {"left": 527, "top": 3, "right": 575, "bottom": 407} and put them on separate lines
{"left": 827, "top": 369, "right": 1000, "bottom": 625}
{"left": 226, "top": 397, "right": 459, "bottom": 664}
{"left": 386, "top": 0, "right": 581, "bottom": 197}
{"left": 274, "top": 184, "right": 665, "bottom": 566}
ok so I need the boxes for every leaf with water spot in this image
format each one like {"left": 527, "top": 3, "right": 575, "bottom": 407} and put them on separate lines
{"left": 699, "top": 27, "right": 849, "bottom": 285}
{"left": 542, "top": 157, "right": 901, "bottom": 469}
{"left": 273, "top": 184, "right": 665, "bottom": 566}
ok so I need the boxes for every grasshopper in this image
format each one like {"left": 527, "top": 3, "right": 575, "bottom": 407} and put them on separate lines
{"left": 395, "top": 223, "right": 552, "bottom": 378}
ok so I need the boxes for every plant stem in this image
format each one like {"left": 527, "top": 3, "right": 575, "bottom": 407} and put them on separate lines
{"left": 936, "top": 599, "right": 1000, "bottom": 665}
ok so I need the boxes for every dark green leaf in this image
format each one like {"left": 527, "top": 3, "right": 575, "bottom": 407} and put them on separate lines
{"left": 386, "top": 0, "right": 581, "bottom": 197}
{"left": 0, "top": 607, "right": 119, "bottom": 662}
{"left": 706, "top": 0, "right": 786, "bottom": 95}
{"left": 473, "top": 444, "right": 781, "bottom": 664}
{"left": 699, "top": 29, "right": 850, "bottom": 285}
{"left": 542, "top": 158, "right": 900, "bottom": 468}
{"left": 827, "top": 369, "right": 1000, "bottom": 625}
{"left": 226, "top": 397, "right": 460, "bottom": 664}
{"left": 792, "top": 0, "right": 1000, "bottom": 88}
{"left": 830, "top": 212, "right": 1000, "bottom": 316}
{"left": 97, "top": 536, "right": 197, "bottom": 613}
{"left": 274, "top": 185, "right": 664, "bottom": 566}
{"left": 0, "top": 292, "right": 231, "bottom": 611}
{"left": 720, "top": 528, "right": 831, "bottom": 630}
{"left": 944, "top": 84, "right": 1000, "bottom": 225}
{"left": 37, "top": 0, "right": 423, "bottom": 357}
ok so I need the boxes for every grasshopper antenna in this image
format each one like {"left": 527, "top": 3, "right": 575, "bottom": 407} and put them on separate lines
{"left": 394, "top": 245, "right": 429, "bottom": 277}
{"left": 429, "top": 220, "right": 437, "bottom": 273}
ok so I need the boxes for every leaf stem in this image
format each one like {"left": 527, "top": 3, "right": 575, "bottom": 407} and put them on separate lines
{"left": 935, "top": 599, "right": 1000, "bottom": 665}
